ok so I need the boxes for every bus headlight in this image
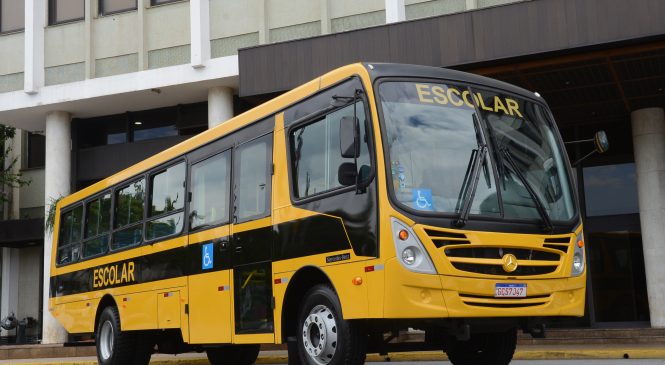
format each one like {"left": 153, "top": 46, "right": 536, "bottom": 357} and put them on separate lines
{"left": 571, "top": 232, "right": 585, "bottom": 276}
{"left": 391, "top": 218, "right": 436, "bottom": 274}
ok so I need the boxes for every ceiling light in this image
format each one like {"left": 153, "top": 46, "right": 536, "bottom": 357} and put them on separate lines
{"left": 134, "top": 121, "right": 142, "bottom": 125}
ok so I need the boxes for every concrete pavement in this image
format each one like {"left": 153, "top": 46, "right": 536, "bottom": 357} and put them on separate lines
{"left": 2, "top": 343, "right": 665, "bottom": 364}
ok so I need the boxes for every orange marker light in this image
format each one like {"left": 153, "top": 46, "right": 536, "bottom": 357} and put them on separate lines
{"left": 577, "top": 240, "right": 585, "bottom": 248}
{"left": 398, "top": 230, "right": 409, "bottom": 241}
{"left": 352, "top": 277, "right": 363, "bottom": 285}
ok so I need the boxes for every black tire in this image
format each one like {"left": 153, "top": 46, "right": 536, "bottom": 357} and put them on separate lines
{"left": 445, "top": 328, "right": 517, "bottom": 365}
{"left": 295, "top": 285, "right": 366, "bottom": 365}
{"left": 96, "top": 306, "right": 139, "bottom": 365}
{"left": 206, "top": 344, "right": 260, "bottom": 365}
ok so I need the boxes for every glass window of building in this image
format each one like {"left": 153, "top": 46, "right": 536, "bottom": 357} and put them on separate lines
{"left": 27, "top": 132, "right": 45, "bottom": 168}
{"left": 147, "top": 162, "right": 185, "bottom": 240}
{"left": 77, "top": 115, "right": 128, "bottom": 149}
{"left": 583, "top": 163, "right": 639, "bottom": 216}
{"left": 132, "top": 107, "right": 179, "bottom": 142}
{"left": 190, "top": 151, "right": 231, "bottom": 230}
{"left": 100, "top": 0, "right": 137, "bottom": 15}
{"left": 151, "top": 0, "right": 180, "bottom": 5}
{"left": 113, "top": 179, "right": 145, "bottom": 249}
{"left": 49, "top": 0, "right": 84, "bottom": 25}
{"left": 1, "top": 0, "right": 25, "bottom": 32}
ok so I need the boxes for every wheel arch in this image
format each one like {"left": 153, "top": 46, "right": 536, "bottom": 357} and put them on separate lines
{"left": 280, "top": 265, "right": 337, "bottom": 343}
{"left": 94, "top": 294, "right": 118, "bottom": 333}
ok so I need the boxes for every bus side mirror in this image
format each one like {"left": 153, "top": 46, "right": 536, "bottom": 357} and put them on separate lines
{"left": 594, "top": 130, "right": 609, "bottom": 154}
{"left": 340, "top": 116, "right": 359, "bottom": 158}
{"left": 338, "top": 162, "right": 357, "bottom": 186}
{"left": 567, "top": 130, "right": 610, "bottom": 166}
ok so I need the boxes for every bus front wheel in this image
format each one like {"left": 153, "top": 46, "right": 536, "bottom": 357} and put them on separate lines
{"left": 444, "top": 328, "right": 517, "bottom": 365}
{"left": 206, "top": 344, "right": 260, "bottom": 365}
{"left": 295, "top": 285, "right": 366, "bottom": 365}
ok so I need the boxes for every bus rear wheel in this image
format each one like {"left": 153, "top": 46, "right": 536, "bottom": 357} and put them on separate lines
{"left": 96, "top": 306, "right": 148, "bottom": 365}
{"left": 206, "top": 344, "right": 260, "bottom": 365}
{"left": 295, "top": 285, "right": 366, "bottom": 365}
{"left": 445, "top": 328, "right": 517, "bottom": 365}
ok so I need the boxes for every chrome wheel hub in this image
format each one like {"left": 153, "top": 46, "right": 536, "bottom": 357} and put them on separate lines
{"left": 99, "top": 320, "right": 114, "bottom": 361}
{"left": 302, "top": 305, "right": 338, "bottom": 365}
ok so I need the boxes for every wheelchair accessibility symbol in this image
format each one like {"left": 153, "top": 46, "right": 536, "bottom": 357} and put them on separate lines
{"left": 202, "top": 243, "right": 214, "bottom": 270}
{"left": 412, "top": 188, "right": 434, "bottom": 211}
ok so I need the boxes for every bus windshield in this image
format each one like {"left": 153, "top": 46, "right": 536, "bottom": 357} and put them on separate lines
{"left": 379, "top": 81, "right": 576, "bottom": 222}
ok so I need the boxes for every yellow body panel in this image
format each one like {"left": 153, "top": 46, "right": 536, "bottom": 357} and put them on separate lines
{"left": 49, "top": 63, "right": 586, "bottom": 348}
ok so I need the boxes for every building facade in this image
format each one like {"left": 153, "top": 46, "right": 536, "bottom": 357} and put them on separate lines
{"left": 0, "top": 0, "right": 663, "bottom": 344}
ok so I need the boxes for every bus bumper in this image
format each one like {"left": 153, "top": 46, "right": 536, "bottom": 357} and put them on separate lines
{"left": 383, "top": 258, "right": 586, "bottom": 319}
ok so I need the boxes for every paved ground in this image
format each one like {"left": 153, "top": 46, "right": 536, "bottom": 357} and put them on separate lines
{"left": 3, "top": 344, "right": 665, "bottom": 364}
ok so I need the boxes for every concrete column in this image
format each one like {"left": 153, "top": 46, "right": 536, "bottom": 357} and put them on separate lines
{"left": 466, "top": 0, "right": 478, "bottom": 10}
{"left": 258, "top": 0, "right": 268, "bottom": 44}
{"left": 42, "top": 111, "right": 71, "bottom": 344}
{"left": 190, "top": 0, "right": 211, "bottom": 68}
{"left": 320, "top": 0, "right": 331, "bottom": 35}
{"left": 24, "top": 0, "right": 45, "bottom": 94}
{"left": 385, "top": 0, "right": 406, "bottom": 23}
{"left": 208, "top": 87, "right": 234, "bottom": 129}
{"left": 1, "top": 248, "right": 20, "bottom": 336}
{"left": 632, "top": 107, "right": 665, "bottom": 328}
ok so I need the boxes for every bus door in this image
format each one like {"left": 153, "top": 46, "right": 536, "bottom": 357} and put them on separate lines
{"left": 186, "top": 138, "right": 234, "bottom": 344}
{"left": 231, "top": 131, "right": 275, "bottom": 340}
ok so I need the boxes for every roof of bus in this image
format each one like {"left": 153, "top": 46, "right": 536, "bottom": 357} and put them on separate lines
{"left": 57, "top": 62, "right": 540, "bottom": 209}
{"left": 363, "top": 62, "right": 539, "bottom": 101}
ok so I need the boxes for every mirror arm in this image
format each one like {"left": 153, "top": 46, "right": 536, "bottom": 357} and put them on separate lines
{"left": 572, "top": 150, "right": 597, "bottom": 166}
{"left": 564, "top": 138, "right": 595, "bottom": 145}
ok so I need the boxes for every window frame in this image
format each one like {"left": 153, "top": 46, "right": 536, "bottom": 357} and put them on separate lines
{"left": 188, "top": 149, "right": 232, "bottom": 232}
{"left": 0, "top": 0, "right": 25, "bottom": 34}
{"left": 233, "top": 133, "right": 273, "bottom": 225}
{"left": 111, "top": 175, "right": 147, "bottom": 251}
{"left": 99, "top": 0, "right": 138, "bottom": 16}
{"left": 48, "top": 0, "right": 85, "bottom": 26}
{"left": 81, "top": 190, "right": 113, "bottom": 260}
{"left": 285, "top": 78, "right": 376, "bottom": 205}
{"left": 144, "top": 158, "right": 187, "bottom": 243}
{"left": 55, "top": 203, "right": 84, "bottom": 267}
{"left": 150, "top": 0, "right": 185, "bottom": 6}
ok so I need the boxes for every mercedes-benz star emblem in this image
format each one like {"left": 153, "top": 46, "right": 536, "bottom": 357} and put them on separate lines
{"left": 502, "top": 253, "right": 518, "bottom": 273}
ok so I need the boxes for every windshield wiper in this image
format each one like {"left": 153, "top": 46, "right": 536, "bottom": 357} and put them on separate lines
{"left": 501, "top": 148, "right": 554, "bottom": 233}
{"left": 454, "top": 144, "right": 488, "bottom": 227}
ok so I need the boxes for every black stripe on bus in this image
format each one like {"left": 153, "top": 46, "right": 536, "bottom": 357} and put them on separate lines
{"left": 50, "top": 215, "right": 352, "bottom": 298}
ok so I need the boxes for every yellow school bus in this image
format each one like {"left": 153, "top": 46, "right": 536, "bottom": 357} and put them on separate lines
{"left": 49, "top": 63, "right": 586, "bottom": 365}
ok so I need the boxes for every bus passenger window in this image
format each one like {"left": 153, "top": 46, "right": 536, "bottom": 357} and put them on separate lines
{"left": 236, "top": 135, "right": 272, "bottom": 222}
{"left": 57, "top": 205, "right": 83, "bottom": 265}
{"left": 83, "top": 193, "right": 111, "bottom": 258}
{"left": 113, "top": 179, "right": 145, "bottom": 249}
{"left": 190, "top": 151, "right": 231, "bottom": 230}
{"left": 147, "top": 162, "right": 186, "bottom": 240}
{"left": 290, "top": 102, "right": 370, "bottom": 199}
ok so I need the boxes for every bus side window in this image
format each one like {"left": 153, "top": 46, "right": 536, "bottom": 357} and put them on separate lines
{"left": 57, "top": 205, "right": 83, "bottom": 265}
{"left": 190, "top": 151, "right": 231, "bottom": 230}
{"left": 147, "top": 162, "right": 186, "bottom": 241}
{"left": 113, "top": 178, "right": 145, "bottom": 249}
{"left": 82, "top": 192, "right": 111, "bottom": 258}
{"left": 235, "top": 134, "right": 272, "bottom": 223}
{"left": 290, "top": 101, "right": 370, "bottom": 199}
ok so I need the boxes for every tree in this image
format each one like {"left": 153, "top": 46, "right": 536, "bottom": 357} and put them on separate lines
{"left": 0, "top": 125, "right": 30, "bottom": 204}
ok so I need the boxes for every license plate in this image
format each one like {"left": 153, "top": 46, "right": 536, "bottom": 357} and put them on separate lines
{"left": 495, "top": 283, "right": 527, "bottom": 298}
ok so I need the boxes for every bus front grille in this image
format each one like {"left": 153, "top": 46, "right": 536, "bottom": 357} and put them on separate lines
{"left": 450, "top": 262, "right": 558, "bottom": 276}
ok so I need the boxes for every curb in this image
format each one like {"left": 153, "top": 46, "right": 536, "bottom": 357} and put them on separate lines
{"left": 7, "top": 347, "right": 665, "bottom": 364}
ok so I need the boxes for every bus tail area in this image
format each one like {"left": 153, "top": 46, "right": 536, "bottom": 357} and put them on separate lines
{"left": 49, "top": 63, "right": 590, "bottom": 365}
